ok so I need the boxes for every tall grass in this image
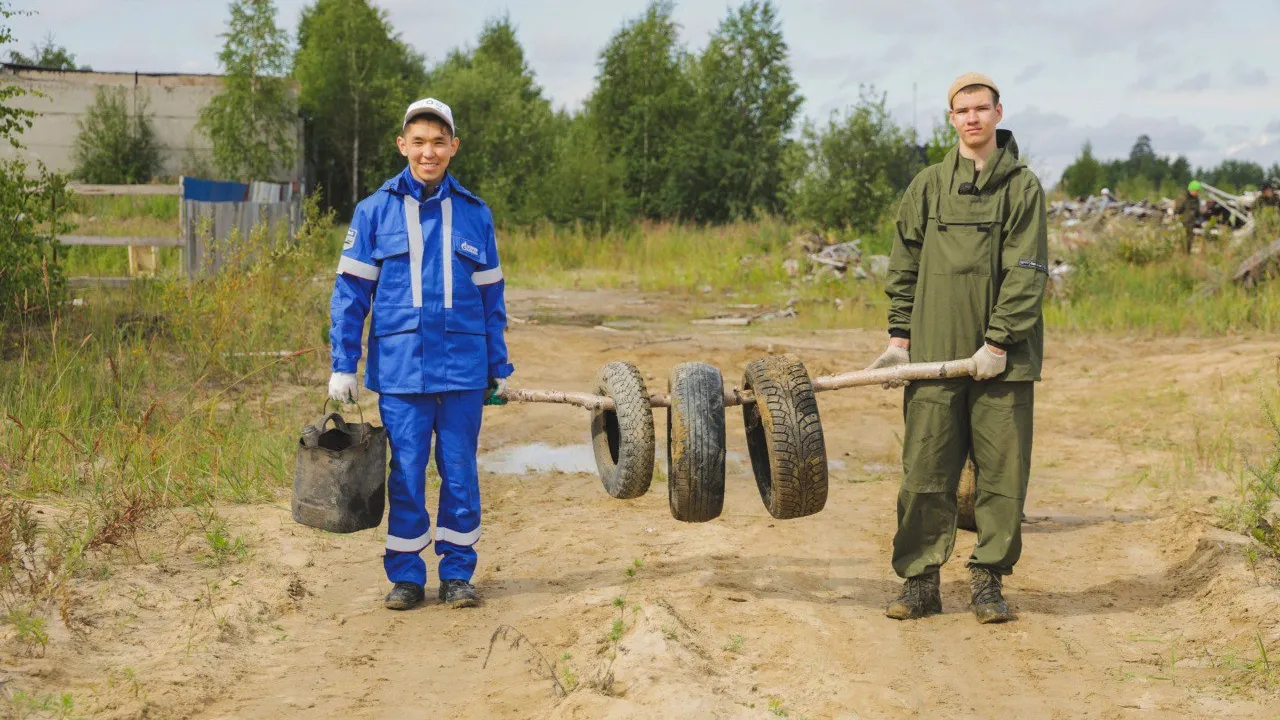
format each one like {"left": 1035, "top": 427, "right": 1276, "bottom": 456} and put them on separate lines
{"left": 1, "top": 196, "right": 342, "bottom": 628}
{"left": 501, "top": 216, "right": 1280, "bottom": 336}
{"left": 3, "top": 200, "right": 338, "bottom": 507}
{"left": 503, "top": 218, "right": 896, "bottom": 329}
{"left": 1046, "top": 218, "right": 1280, "bottom": 335}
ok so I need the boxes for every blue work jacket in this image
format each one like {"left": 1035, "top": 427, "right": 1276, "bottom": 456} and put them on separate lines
{"left": 329, "top": 168, "right": 514, "bottom": 394}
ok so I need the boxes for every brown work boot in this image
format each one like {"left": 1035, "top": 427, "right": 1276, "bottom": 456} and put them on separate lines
{"left": 885, "top": 570, "right": 942, "bottom": 620}
{"left": 969, "top": 566, "right": 1015, "bottom": 624}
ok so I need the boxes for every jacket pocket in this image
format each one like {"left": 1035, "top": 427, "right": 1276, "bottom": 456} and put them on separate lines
{"left": 928, "top": 194, "right": 1002, "bottom": 277}
{"left": 452, "top": 232, "right": 486, "bottom": 269}
{"left": 373, "top": 232, "right": 411, "bottom": 289}
{"left": 926, "top": 223, "right": 995, "bottom": 277}
{"left": 371, "top": 304, "right": 420, "bottom": 337}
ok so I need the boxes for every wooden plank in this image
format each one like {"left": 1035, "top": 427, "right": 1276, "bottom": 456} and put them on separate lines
{"left": 68, "top": 277, "right": 134, "bottom": 288}
{"left": 58, "top": 235, "right": 184, "bottom": 247}
{"left": 68, "top": 184, "right": 181, "bottom": 196}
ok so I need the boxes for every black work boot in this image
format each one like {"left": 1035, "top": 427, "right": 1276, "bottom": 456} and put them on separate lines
{"left": 969, "top": 566, "right": 1015, "bottom": 624}
{"left": 439, "top": 579, "right": 480, "bottom": 608}
{"left": 384, "top": 581, "right": 425, "bottom": 610}
{"left": 885, "top": 570, "right": 942, "bottom": 620}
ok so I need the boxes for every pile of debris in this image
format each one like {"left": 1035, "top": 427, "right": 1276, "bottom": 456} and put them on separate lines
{"left": 1049, "top": 194, "right": 1171, "bottom": 223}
{"left": 1053, "top": 183, "right": 1262, "bottom": 237}
{"left": 784, "top": 231, "right": 890, "bottom": 282}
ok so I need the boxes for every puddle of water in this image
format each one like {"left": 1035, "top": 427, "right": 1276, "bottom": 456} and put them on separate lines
{"left": 479, "top": 443, "right": 597, "bottom": 475}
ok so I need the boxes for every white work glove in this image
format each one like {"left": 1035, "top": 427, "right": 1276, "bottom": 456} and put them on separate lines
{"left": 866, "top": 344, "right": 911, "bottom": 389}
{"left": 328, "top": 372, "right": 359, "bottom": 403}
{"left": 971, "top": 345, "right": 1007, "bottom": 381}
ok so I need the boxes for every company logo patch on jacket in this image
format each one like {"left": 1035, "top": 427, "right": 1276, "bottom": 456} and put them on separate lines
{"left": 343, "top": 227, "right": 357, "bottom": 249}
{"left": 456, "top": 239, "right": 481, "bottom": 260}
{"left": 1017, "top": 259, "right": 1048, "bottom": 273}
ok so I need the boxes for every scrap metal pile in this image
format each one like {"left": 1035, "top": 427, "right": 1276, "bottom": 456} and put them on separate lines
{"left": 1051, "top": 183, "right": 1260, "bottom": 242}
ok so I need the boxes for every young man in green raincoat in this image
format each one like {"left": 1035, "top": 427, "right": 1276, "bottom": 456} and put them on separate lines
{"left": 866, "top": 72, "right": 1048, "bottom": 624}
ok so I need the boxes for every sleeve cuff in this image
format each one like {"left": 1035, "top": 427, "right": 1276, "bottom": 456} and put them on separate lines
{"left": 888, "top": 328, "right": 911, "bottom": 340}
{"left": 984, "top": 338, "right": 1013, "bottom": 351}
{"left": 489, "top": 362, "right": 515, "bottom": 379}
{"left": 332, "top": 357, "right": 359, "bottom": 373}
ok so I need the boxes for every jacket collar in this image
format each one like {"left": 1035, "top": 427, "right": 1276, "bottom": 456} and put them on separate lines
{"left": 380, "top": 166, "right": 450, "bottom": 200}
{"left": 379, "top": 167, "right": 483, "bottom": 205}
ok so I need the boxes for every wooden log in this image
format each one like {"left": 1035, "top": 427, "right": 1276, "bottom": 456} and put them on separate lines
{"left": 502, "top": 359, "right": 977, "bottom": 411}
{"left": 68, "top": 184, "right": 181, "bottom": 196}
{"left": 58, "top": 235, "right": 184, "bottom": 247}
{"left": 809, "top": 359, "right": 978, "bottom": 392}
{"left": 1233, "top": 239, "right": 1280, "bottom": 287}
{"left": 68, "top": 277, "right": 133, "bottom": 288}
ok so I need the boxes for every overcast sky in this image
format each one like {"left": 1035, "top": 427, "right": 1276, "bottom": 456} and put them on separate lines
{"left": 9, "top": 0, "right": 1280, "bottom": 185}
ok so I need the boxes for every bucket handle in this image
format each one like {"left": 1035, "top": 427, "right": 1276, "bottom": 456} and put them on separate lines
{"left": 320, "top": 395, "right": 365, "bottom": 424}
{"left": 314, "top": 412, "right": 353, "bottom": 436}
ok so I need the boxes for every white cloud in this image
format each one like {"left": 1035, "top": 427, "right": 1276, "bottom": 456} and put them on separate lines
{"left": 1171, "top": 72, "right": 1213, "bottom": 93}
{"left": 1231, "top": 63, "right": 1270, "bottom": 88}
{"left": 8, "top": 0, "right": 1280, "bottom": 183}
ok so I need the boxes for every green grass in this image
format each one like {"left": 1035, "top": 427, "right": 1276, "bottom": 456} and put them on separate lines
{"left": 1046, "top": 223, "right": 1280, "bottom": 335}
{"left": 65, "top": 193, "right": 179, "bottom": 222}
{"left": 501, "top": 218, "right": 895, "bottom": 330}
{"left": 1, "top": 201, "right": 340, "bottom": 617}
{"left": 500, "top": 216, "right": 1280, "bottom": 336}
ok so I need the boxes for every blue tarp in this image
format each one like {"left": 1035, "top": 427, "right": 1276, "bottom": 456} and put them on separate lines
{"left": 182, "top": 177, "right": 248, "bottom": 203}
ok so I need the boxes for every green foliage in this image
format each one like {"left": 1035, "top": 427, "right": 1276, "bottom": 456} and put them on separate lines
{"left": 0, "top": 3, "right": 36, "bottom": 148}
{"left": 0, "top": 158, "right": 70, "bottom": 324}
{"left": 588, "top": 1, "right": 693, "bottom": 220}
{"left": 783, "top": 86, "right": 922, "bottom": 232}
{"left": 1217, "top": 390, "right": 1280, "bottom": 559}
{"left": 924, "top": 111, "right": 957, "bottom": 166}
{"left": 1057, "top": 134, "right": 1278, "bottom": 199}
{"left": 1198, "top": 159, "right": 1271, "bottom": 193}
{"left": 199, "top": 506, "right": 249, "bottom": 565}
{"left": 71, "top": 87, "right": 162, "bottom": 184}
{"left": 7, "top": 689, "right": 78, "bottom": 720}
{"left": 539, "top": 111, "right": 631, "bottom": 228}
{"left": 1061, "top": 141, "right": 1103, "bottom": 198}
{"left": 685, "top": 0, "right": 801, "bottom": 222}
{"left": 6, "top": 32, "right": 88, "bottom": 70}
{"left": 425, "top": 17, "right": 555, "bottom": 224}
{"left": 0, "top": 194, "right": 339, "bottom": 508}
{"left": 295, "top": 0, "right": 425, "bottom": 213}
{"left": 3, "top": 607, "right": 49, "bottom": 655}
{"left": 198, "top": 0, "right": 297, "bottom": 181}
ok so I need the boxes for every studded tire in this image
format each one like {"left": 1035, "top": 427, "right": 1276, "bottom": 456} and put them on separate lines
{"left": 666, "top": 362, "right": 726, "bottom": 522}
{"left": 590, "top": 361, "right": 655, "bottom": 499}
{"left": 741, "top": 354, "right": 828, "bottom": 520}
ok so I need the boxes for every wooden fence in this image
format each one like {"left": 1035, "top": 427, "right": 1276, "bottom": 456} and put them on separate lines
{"left": 62, "top": 179, "right": 302, "bottom": 287}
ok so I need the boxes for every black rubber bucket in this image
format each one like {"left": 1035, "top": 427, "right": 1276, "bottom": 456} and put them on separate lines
{"left": 292, "top": 411, "right": 387, "bottom": 533}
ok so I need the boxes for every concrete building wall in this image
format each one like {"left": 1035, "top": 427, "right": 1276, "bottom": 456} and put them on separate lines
{"left": 0, "top": 64, "right": 301, "bottom": 182}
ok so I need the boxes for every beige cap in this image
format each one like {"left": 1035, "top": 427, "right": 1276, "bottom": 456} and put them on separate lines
{"left": 948, "top": 72, "right": 1000, "bottom": 107}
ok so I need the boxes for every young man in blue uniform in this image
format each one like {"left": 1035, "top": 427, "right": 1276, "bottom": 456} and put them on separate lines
{"left": 328, "top": 97, "right": 514, "bottom": 610}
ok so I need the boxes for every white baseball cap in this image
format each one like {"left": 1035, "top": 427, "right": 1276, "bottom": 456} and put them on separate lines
{"left": 402, "top": 97, "right": 455, "bottom": 134}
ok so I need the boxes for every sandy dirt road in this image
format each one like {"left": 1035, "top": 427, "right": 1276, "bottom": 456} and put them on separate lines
{"left": 5, "top": 288, "right": 1280, "bottom": 720}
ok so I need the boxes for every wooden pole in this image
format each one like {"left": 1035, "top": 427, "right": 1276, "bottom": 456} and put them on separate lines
{"left": 501, "top": 359, "right": 978, "bottom": 412}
